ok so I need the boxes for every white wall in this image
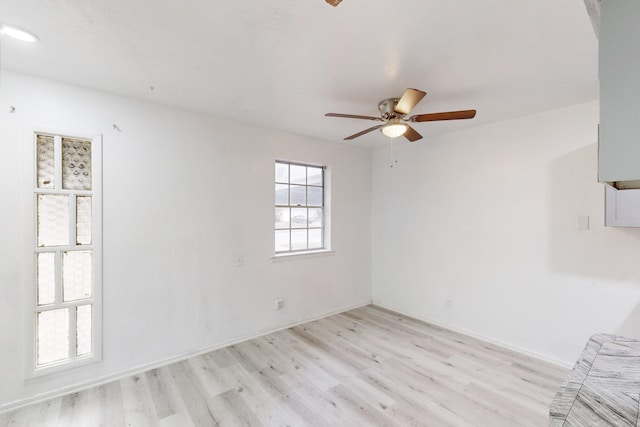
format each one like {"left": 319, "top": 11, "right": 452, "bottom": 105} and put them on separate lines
{"left": 372, "top": 101, "right": 640, "bottom": 366}
{"left": 4, "top": 69, "right": 636, "bottom": 408}
{"left": 0, "top": 71, "right": 372, "bottom": 408}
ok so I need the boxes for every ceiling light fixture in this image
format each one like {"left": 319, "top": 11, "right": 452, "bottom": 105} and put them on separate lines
{"left": 0, "top": 25, "right": 39, "bottom": 42}
{"left": 325, "top": 0, "right": 342, "bottom": 6}
{"left": 381, "top": 118, "right": 408, "bottom": 138}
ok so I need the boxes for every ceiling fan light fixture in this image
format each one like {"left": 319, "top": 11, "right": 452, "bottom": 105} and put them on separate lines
{"left": 0, "top": 24, "right": 39, "bottom": 42}
{"left": 381, "top": 119, "right": 408, "bottom": 138}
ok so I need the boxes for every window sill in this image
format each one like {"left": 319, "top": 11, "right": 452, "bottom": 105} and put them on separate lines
{"left": 28, "top": 354, "right": 101, "bottom": 379}
{"left": 271, "top": 249, "right": 334, "bottom": 262}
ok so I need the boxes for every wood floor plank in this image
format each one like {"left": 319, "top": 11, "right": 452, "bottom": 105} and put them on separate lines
{"left": 0, "top": 305, "right": 567, "bottom": 426}
{"left": 252, "top": 336, "right": 298, "bottom": 374}
{"left": 272, "top": 329, "right": 353, "bottom": 384}
{"left": 189, "top": 355, "right": 236, "bottom": 399}
{"left": 261, "top": 334, "right": 340, "bottom": 391}
{"left": 98, "top": 380, "right": 127, "bottom": 426}
{"left": 205, "top": 389, "right": 264, "bottom": 427}
{"left": 57, "top": 392, "right": 87, "bottom": 426}
{"left": 28, "top": 396, "right": 61, "bottom": 427}
{"left": 145, "top": 366, "right": 186, "bottom": 421}
{"left": 226, "top": 344, "right": 266, "bottom": 374}
{"left": 207, "top": 348, "right": 237, "bottom": 370}
{"left": 327, "top": 383, "right": 398, "bottom": 426}
{"left": 224, "top": 363, "right": 302, "bottom": 426}
{"left": 71, "top": 387, "right": 103, "bottom": 426}
{"left": 384, "top": 358, "right": 518, "bottom": 427}
{"left": 158, "top": 410, "right": 194, "bottom": 427}
{"left": 167, "top": 361, "right": 221, "bottom": 426}
{"left": 120, "top": 373, "right": 160, "bottom": 426}
{"left": 278, "top": 370, "right": 351, "bottom": 425}
{"left": 251, "top": 366, "right": 327, "bottom": 426}
{"left": 356, "top": 363, "right": 475, "bottom": 427}
{"left": 0, "top": 406, "right": 33, "bottom": 426}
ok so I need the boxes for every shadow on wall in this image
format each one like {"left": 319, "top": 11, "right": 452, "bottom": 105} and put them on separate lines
{"left": 548, "top": 143, "right": 640, "bottom": 282}
{"left": 616, "top": 303, "right": 640, "bottom": 337}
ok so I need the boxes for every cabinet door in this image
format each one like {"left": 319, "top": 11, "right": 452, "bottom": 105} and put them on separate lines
{"left": 599, "top": 0, "right": 640, "bottom": 183}
{"left": 605, "top": 185, "right": 640, "bottom": 227}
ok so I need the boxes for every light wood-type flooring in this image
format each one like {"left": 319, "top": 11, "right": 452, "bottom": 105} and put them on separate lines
{"left": 0, "top": 305, "right": 568, "bottom": 426}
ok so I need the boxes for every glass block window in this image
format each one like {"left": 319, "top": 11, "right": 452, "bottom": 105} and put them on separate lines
{"left": 37, "top": 135, "right": 55, "bottom": 189}
{"left": 76, "top": 305, "right": 92, "bottom": 356}
{"left": 37, "top": 195, "right": 70, "bottom": 247}
{"left": 33, "top": 132, "right": 101, "bottom": 371}
{"left": 37, "top": 309, "right": 69, "bottom": 365}
{"left": 76, "top": 196, "right": 92, "bottom": 245}
{"left": 62, "top": 138, "right": 92, "bottom": 190}
{"left": 275, "top": 161, "right": 325, "bottom": 253}
{"left": 63, "top": 251, "right": 92, "bottom": 302}
{"left": 37, "top": 253, "right": 56, "bottom": 306}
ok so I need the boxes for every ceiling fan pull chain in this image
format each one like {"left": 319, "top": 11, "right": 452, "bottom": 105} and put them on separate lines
{"left": 389, "top": 139, "right": 398, "bottom": 168}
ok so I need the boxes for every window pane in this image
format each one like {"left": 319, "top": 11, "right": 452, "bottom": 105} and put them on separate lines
{"left": 291, "top": 208, "right": 307, "bottom": 228}
{"left": 275, "top": 162, "right": 289, "bottom": 183}
{"left": 275, "top": 184, "right": 289, "bottom": 205}
{"left": 62, "top": 138, "right": 92, "bottom": 190}
{"left": 291, "top": 229, "right": 308, "bottom": 251}
{"left": 275, "top": 208, "right": 290, "bottom": 229}
{"left": 37, "top": 135, "right": 55, "bottom": 189}
{"left": 275, "top": 230, "right": 290, "bottom": 252}
{"left": 290, "top": 165, "right": 306, "bottom": 185}
{"left": 274, "top": 161, "right": 325, "bottom": 254}
{"left": 309, "top": 229, "right": 323, "bottom": 249}
{"left": 37, "top": 308, "right": 69, "bottom": 365}
{"left": 308, "top": 167, "right": 323, "bottom": 186}
{"left": 37, "top": 195, "right": 69, "bottom": 247}
{"left": 37, "top": 253, "right": 56, "bottom": 305}
{"left": 76, "top": 196, "right": 92, "bottom": 245}
{"left": 308, "top": 186, "right": 323, "bottom": 207}
{"left": 309, "top": 208, "right": 323, "bottom": 228}
{"left": 63, "top": 251, "right": 92, "bottom": 302}
{"left": 76, "top": 305, "right": 92, "bottom": 356}
{"left": 290, "top": 185, "right": 306, "bottom": 206}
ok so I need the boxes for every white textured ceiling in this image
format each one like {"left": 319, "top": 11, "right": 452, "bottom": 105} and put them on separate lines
{"left": 0, "top": 0, "right": 598, "bottom": 147}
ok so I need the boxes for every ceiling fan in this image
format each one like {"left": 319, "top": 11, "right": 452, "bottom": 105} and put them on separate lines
{"left": 325, "top": 88, "right": 476, "bottom": 142}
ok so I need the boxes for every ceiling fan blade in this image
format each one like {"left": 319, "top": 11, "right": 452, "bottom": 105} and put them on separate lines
{"left": 325, "top": 113, "right": 383, "bottom": 121}
{"left": 394, "top": 88, "right": 427, "bottom": 115}
{"left": 344, "top": 125, "right": 384, "bottom": 140}
{"left": 410, "top": 109, "right": 477, "bottom": 122}
{"left": 403, "top": 126, "right": 423, "bottom": 142}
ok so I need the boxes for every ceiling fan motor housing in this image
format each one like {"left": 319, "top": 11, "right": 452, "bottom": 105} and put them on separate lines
{"left": 378, "top": 98, "right": 403, "bottom": 119}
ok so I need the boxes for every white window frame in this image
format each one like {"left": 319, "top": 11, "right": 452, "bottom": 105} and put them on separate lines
{"left": 26, "top": 130, "right": 103, "bottom": 377}
{"left": 274, "top": 160, "right": 331, "bottom": 257}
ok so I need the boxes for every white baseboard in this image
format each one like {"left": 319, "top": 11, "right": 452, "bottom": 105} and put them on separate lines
{"left": 372, "top": 302, "right": 573, "bottom": 369}
{"left": 0, "top": 300, "right": 371, "bottom": 414}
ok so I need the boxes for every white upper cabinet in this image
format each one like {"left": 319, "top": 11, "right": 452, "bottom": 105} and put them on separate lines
{"left": 599, "top": 0, "right": 640, "bottom": 184}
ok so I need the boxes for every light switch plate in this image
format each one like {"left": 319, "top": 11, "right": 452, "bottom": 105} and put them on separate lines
{"left": 576, "top": 215, "right": 590, "bottom": 231}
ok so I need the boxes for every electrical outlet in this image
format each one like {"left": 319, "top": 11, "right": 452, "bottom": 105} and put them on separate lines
{"left": 446, "top": 299, "right": 453, "bottom": 308}
{"left": 275, "top": 298, "right": 284, "bottom": 311}
{"left": 235, "top": 254, "right": 244, "bottom": 267}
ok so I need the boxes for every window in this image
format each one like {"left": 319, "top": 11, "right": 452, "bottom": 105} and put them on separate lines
{"left": 33, "top": 132, "right": 101, "bottom": 372}
{"left": 275, "top": 161, "right": 325, "bottom": 253}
